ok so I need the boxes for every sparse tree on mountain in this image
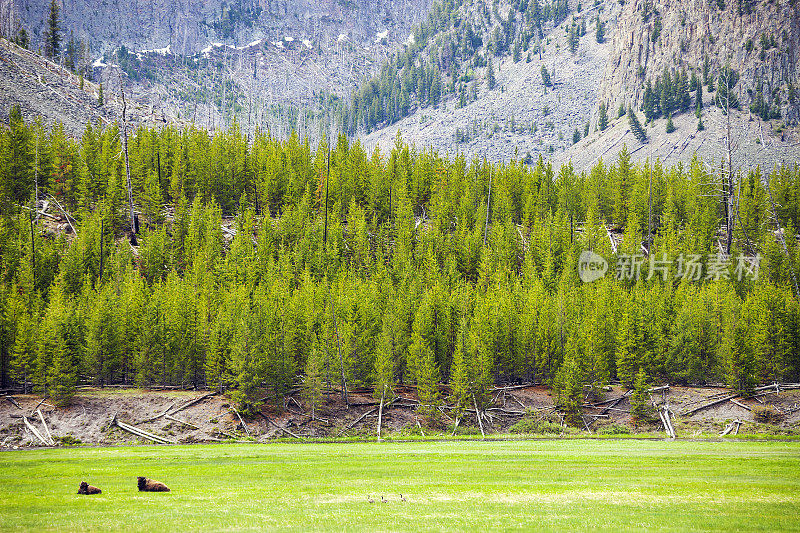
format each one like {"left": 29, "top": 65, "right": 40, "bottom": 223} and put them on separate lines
{"left": 486, "top": 59, "right": 496, "bottom": 90}
{"left": 628, "top": 107, "right": 648, "bottom": 143}
{"left": 541, "top": 65, "right": 551, "bottom": 87}
{"left": 568, "top": 23, "right": 579, "bottom": 54}
{"left": 598, "top": 102, "right": 608, "bottom": 131}
{"left": 595, "top": 15, "right": 604, "bottom": 43}
{"left": 666, "top": 113, "right": 675, "bottom": 133}
{"left": 43, "top": 0, "right": 62, "bottom": 59}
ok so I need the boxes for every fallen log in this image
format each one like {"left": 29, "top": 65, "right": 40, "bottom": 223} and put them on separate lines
{"left": 164, "top": 414, "right": 199, "bottom": 430}
{"left": 680, "top": 394, "right": 739, "bottom": 417}
{"left": 588, "top": 390, "right": 632, "bottom": 427}
{"left": 509, "top": 396, "right": 527, "bottom": 410}
{"left": 169, "top": 392, "right": 217, "bottom": 415}
{"left": 336, "top": 407, "right": 377, "bottom": 437}
{"left": 491, "top": 383, "right": 534, "bottom": 392}
{"left": 486, "top": 407, "right": 527, "bottom": 415}
{"left": 286, "top": 408, "right": 331, "bottom": 425}
{"left": 730, "top": 399, "right": 752, "bottom": 411}
{"left": 30, "top": 397, "right": 49, "bottom": 415}
{"left": 230, "top": 408, "right": 250, "bottom": 436}
{"left": 214, "top": 429, "right": 238, "bottom": 440}
{"left": 376, "top": 386, "right": 386, "bottom": 441}
{"left": 5, "top": 396, "right": 21, "bottom": 409}
{"left": 37, "top": 409, "right": 54, "bottom": 445}
{"left": 473, "top": 395, "right": 485, "bottom": 438}
{"left": 720, "top": 420, "right": 743, "bottom": 437}
{"left": 111, "top": 414, "right": 176, "bottom": 444}
{"left": 22, "top": 416, "right": 49, "bottom": 446}
{"left": 136, "top": 401, "right": 177, "bottom": 424}
{"left": 262, "top": 415, "right": 301, "bottom": 439}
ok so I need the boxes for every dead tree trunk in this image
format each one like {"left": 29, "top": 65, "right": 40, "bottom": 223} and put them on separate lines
{"left": 119, "top": 76, "right": 137, "bottom": 246}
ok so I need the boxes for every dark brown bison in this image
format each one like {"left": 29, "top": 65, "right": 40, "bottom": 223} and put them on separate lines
{"left": 77, "top": 481, "right": 101, "bottom": 495}
{"left": 137, "top": 476, "right": 170, "bottom": 492}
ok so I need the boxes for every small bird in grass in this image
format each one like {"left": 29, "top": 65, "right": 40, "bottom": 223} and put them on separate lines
{"left": 400, "top": 494, "right": 407, "bottom": 502}
{"left": 368, "top": 495, "right": 374, "bottom": 503}
{"left": 381, "top": 495, "right": 388, "bottom": 503}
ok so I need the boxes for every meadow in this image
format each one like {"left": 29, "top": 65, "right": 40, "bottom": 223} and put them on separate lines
{"left": 1, "top": 440, "right": 799, "bottom": 532}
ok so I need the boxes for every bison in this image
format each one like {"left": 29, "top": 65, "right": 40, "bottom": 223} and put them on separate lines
{"left": 137, "top": 476, "right": 170, "bottom": 492}
{"left": 77, "top": 481, "right": 101, "bottom": 495}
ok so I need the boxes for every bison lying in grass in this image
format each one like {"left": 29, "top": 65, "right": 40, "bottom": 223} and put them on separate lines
{"left": 77, "top": 481, "right": 101, "bottom": 495}
{"left": 137, "top": 477, "right": 170, "bottom": 492}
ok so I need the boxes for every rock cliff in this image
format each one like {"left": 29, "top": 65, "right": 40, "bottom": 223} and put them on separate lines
{"left": 2, "top": 0, "right": 432, "bottom": 54}
{"left": 599, "top": 0, "right": 799, "bottom": 125}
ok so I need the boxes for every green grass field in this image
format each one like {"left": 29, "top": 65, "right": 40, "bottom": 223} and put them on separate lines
{"left": 1, "top": 440, "right": 799, "bottom": 532}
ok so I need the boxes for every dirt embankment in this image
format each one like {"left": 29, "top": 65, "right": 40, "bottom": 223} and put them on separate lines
{"left": 1, "top": 384, "right": 798, "bottom": 448}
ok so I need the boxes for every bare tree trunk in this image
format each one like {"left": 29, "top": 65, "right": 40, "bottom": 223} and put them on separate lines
{"left": 120, "top": 76, "right": 137, "bottom": 245}
{"left": 724, "top": 69, "right": 734, "bottom": 256}
{"left": 647, "top": 164, "right": 653, "bottom": 254}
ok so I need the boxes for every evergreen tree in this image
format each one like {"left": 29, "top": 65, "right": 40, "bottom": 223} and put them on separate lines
{"left": 572, "top": 128, "right": 581, "bottom": 145}
{"left": 666, "top": 113, "right": 675, "bottom": 133}
{"left": 98, "top": 83, "right": 104, "bottom": 106}
{"left": 486, "top": 59, "right": 496, "bottom": 90}
{"left": 615, "top": 307, "right": 639, "bottom": 387}
{"left": 630, "top": 368, "right": 653, "bottom": 421}
{"left": 627, "top": 107, "right": 648, "bottom": 143}
{"left": 553, "top": 357, "right": 583, "bottom": 426}
{"left": 724, "top": 319, "right": 757, "bottom": 394}
{"left": 695, "top": 81, "right": 703, "bottom": 113}
{"left": 65, "top": 32, "right": 78, "bottom": 72}
{"left": 449, "top": 326, "right": 472, "bottom": 423}
{"left": 540, "top": 65, "right": 551, "bottom": 87}
{"left": 43, "top": 0, "right": 62, "bottom": 59}
{"left": 13, "top": 25, "right": 30, "bottom": 49}
{"left": 642, "top": 81, "right": 657, "bottom": 121}
{"left": 410, "top": 325, "right": 441, "bottom": 423}
{"left": 568, "top": 23, "right": 579, "bottom": 54}
{"left": 303, "top": 334, "right": 325, "bottom": 421}
{"left": 598, "top": 102, "right": 608, "bottom": 131}
{"left": 595, "top": 15, "right": 604, "bottom": 43}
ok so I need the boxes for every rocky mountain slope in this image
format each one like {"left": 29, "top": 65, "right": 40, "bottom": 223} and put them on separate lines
{"left": 363, "top": 0, "right": 620, "bottom": 162}
{"left": 2, "top": 0, "right": 433, "bottom": 54}
{"left": 363, "top": 0, "right": 799, "bottom": 170}
{"left": 1, "top": 0, "right": 798, "bottom": 172}
{"left": 556, "top": 100, "right": 800, "bottom": 174}
{"left": 0, "top": 38, "right": 177, "bottom": 135}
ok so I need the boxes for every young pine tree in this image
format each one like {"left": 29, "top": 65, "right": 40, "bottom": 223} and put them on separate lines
{"left": 630, "top": 368, "right": 653, "bottom": 421}
{"left": 410, "top": 325, "right": 441, "bottom": 424}
{"left": 303, "top": 334, "right": 325, "bottom": 422}
{"left": 628, "top": 107, "right": 648, "bottom": 143}
{"left": 487, "top": 59, "right": 496, "bottom": 90}
{"left": 665, "top": 113, "right": 676, "bottom": 133}
{"left": 595, "top": 15, "right": 604, "bottom": 43}
{"left": 540, "top": 65, "right": 551, "bottom": 87}
{"left": 598, "top": 102, "right": 608, "bottom": 131}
